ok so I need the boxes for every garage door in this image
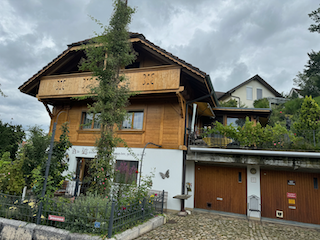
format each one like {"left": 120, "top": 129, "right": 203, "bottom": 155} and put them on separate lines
{"left": 261, "top": 169, "right": 320, "bottom": 224}
{"left": 195, "top": 164, "right": 247, "bottom": 214}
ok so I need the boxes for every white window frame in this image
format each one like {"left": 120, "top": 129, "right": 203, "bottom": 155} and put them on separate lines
{"left": 246, "top": 86, "right": 253, "bottom": 100}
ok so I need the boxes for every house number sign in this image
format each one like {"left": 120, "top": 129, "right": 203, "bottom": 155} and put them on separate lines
{"left": 287, "top": 180, "right": 295, "bottom": 186}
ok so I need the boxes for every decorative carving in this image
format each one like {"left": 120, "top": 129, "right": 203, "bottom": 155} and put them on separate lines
{"left": 56, "top": 80, "right": 66, "bottom": 90}
{"left": 82, "top": 77, "right": 93, "bottom": 90}
{"left": 142, "top": 73, "right": 155, "bottom": 85}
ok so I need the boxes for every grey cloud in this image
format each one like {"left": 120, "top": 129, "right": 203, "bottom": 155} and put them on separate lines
{"left": 1, "top": 0, "right": 320, "bottom": 129}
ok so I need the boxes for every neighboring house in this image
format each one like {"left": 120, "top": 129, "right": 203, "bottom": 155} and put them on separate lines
{"left": 218, "top": 75, "right": 284, "bottom": 108}
{"left": 19, "top": 33, "right": 320, "bottom": 226}
{"left": 288, "top": 88, "right": 303, "bottom": 98}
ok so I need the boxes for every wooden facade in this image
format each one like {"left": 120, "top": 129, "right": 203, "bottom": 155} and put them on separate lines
{"left": 50, "top": 97, "right": 185, "bottom": 149}
{"left": 19, "top": 33, "right": 216, "bottom": 150}
{"left": 194, "top": 164, "right": 247, "bottom": 214}
{"left": 261, "top": 169, "right": 320, "bottom": 224}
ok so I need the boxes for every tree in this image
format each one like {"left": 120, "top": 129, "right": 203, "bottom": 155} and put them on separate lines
{"left": 0, "top": 84, "right": 6, "bottom": 97}
{"left": 219, "top": 99, "right": 238, "bottom": 107}
{"left": 293, "top": 6, "right": 320, "bottom": 97}
{"left": 0, "top": 120, "right": 25, "bottom": 159}
{"left": 22, "top": 123, "right": 71, "bottom": 196}
{"left": 308, "top": 6, "right": 320, "bottom": 33}
{"left": 79, "top": 0, "right": 136, "bottom": 194}
{"left": 294, "top": 52, "right": 320, "bottom": 97}
{"left": 0, "top": 152, "right": 25, "bottom": 194}
{"left": 253, "top": 98, "right": 269, "bottom": 108}
{"left": 219, "top": 99, "right": 246, "bottom": 108}
{"left": 293, "top": 96, "right": 320, "bottom": 131}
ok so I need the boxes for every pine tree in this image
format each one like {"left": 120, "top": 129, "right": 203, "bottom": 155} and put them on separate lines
{"left": 293, "top": 96, "right": 320, "bottom": 131}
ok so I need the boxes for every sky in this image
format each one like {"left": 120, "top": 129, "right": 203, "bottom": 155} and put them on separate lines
{"left": 1, "top": 0, "right": 320, "bottom": 132}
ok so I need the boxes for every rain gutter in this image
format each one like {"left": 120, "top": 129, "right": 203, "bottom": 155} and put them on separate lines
{"left": 189, "top": 147, "right": 320, "bottom": 158}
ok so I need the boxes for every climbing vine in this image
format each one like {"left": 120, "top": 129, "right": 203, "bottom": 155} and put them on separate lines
{"left": 79, "top": 0, "right": 136, "bottom": 194}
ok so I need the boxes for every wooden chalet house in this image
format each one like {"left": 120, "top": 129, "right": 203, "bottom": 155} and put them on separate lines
{"left": 19, "top": 33, "right": 320, "bottom": 226}
{"left": 19, "top": 33, "right": 220, "bottom": 211}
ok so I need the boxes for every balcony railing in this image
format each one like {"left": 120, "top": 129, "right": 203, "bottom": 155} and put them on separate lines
{"left": 188, "top": 129, "right": 320, "bottom": 152}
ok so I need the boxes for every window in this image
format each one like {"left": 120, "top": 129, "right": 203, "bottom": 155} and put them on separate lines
{"left": 115, "top": 160, "right": 138, "bottom": 184}
{"left": 238, "top": 172, "right": 242, "bottom": 183}
{"left": 122, "top": 111, "right": 144, "bottom": 130}
{"left": 81, "top": 112, "right": 101, "bottom": 129}
{"left": 314, "top": 178, "right": 318, "bottom": 189}
{"left": 227, "top": 117, "right": 246, "bottom": 127}
{"left": 246, "top": 86, "right": 253, "bottom": 100}
{"left": 257, "top": 88, "right": 262, "bottom": 99}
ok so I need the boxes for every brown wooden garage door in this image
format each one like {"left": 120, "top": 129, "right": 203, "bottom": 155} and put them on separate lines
{"left": 195, "top": 164, "right": 247, "bottom": 214}
{"left": 261, "top": 169, "right": 320, "bottom": 224}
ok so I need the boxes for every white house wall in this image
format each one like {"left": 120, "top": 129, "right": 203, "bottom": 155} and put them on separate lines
{"left": 65, "top": 145, "right": 183, "bottom": 211}
{"left": 185, "top": 161, "right": 195, "bottom": 209}
{"left": 223, "top": 80, "right": 276, "bottom": 108}
{"left": 247, "top": 165, "right": 261, "bottom": 219}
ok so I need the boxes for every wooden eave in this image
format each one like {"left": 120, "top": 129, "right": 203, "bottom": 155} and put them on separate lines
{"left": 19, "top": 32, "right": 218, "bottom": 107}
{"left": 212, "top": 107, "right": 271, "bottom": 118}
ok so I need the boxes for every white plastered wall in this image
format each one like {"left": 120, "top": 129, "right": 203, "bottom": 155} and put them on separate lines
{"left": 185, "top": 160, "right": 195, "bottom": 209}
{"left": 247, "top": 165, "right": 261, "bottom": 219}
{"left": 65, "top": 145, "right": 183, "bottom": 211}
{"left": 222, "top": 80, "right": 276, "bottom": 108}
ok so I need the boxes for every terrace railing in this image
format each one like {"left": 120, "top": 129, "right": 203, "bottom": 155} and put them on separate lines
{"left": 189, "top": 129, "right": 320, "bottom": 151}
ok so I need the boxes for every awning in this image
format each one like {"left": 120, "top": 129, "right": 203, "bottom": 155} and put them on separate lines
{"left": 195, "top": 102, "right": 215, "bottom": 117}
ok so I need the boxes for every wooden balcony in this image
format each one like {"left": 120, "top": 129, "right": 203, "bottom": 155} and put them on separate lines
{"left": 37, "top": 65, "right": 181, "bottom": 100}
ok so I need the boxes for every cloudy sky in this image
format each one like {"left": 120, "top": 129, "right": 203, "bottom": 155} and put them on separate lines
{"left": 1, "top": 0, "right": 320, "bottom": 131}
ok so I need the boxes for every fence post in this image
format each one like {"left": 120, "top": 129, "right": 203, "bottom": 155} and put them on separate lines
{"left": 108, "top": 200, "right": 116, "bottom": 239}
{"left": 161, "top": 190, "right": 164, "bottom": 214}
{"left": 36, "top": 201, "right": 43, "bottom": 225}
{"left": 142, "top": 198, "right": 146, "bottom": 221}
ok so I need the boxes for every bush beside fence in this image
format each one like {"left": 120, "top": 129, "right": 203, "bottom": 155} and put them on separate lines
{"left": 0, "top": 192, "right": 164, "bottom": 238}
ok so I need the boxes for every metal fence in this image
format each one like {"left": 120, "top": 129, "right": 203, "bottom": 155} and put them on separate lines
{"left": 189, "top": 129, "right": 320, "bottom": 151}
{"left": 0, "top": 191, "right": 165, "bottom": 238}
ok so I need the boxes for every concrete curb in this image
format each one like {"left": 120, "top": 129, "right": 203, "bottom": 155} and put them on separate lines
{"left": 114, "top": 215, "right": 165, "bottom": 240}
{"left": 0, "top": 215, "right": 165, "bottom": 240}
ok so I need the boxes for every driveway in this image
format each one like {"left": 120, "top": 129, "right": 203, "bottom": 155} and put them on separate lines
{"left": 135, "top": 211, "right": 320, "bottom": 240}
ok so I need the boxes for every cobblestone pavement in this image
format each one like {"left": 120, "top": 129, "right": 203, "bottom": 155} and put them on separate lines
{"left": 136, "top": 212, "right": 320, "bottom": 240}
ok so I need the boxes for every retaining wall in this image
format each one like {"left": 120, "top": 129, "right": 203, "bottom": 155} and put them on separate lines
{"left": 0, "top": 216, "right": 165, "bottom": 240}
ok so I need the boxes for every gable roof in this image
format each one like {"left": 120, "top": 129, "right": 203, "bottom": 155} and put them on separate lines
{"left": 217, "top": 74, "right": 283, "bottom": 100}
{"left": 19, "top": 33, "right": 216, "bottom": 101}
{"left": 214, "top": 91, "right": 225, "bottom": 99}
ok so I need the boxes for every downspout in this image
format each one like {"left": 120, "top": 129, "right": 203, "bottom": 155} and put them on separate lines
{"left": 180, "top": 89, "right": 216, "bottom": 213}
{"left": 230, "top": 95, "right": 241, "bottom": 108}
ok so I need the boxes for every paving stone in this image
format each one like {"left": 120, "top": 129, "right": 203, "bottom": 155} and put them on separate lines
{"left": 135, "top": 212, "right": 320, "bottom": 240}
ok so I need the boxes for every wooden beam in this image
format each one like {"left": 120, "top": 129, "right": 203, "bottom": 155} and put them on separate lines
{"left": 176, "top": 92, "right": 186, "bottom": 119}
{"left": 41, "top": 101, "right": 54, "bottom": 119}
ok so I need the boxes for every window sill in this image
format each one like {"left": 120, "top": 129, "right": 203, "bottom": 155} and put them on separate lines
{"left": 77, "top": 129, "right": 101, "bottom": 134}
{"left": 116, "top": 130, "right": 145, "bottom": 134}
